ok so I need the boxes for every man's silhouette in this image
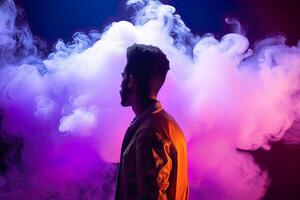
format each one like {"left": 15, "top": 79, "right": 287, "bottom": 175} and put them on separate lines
{"left": 115, "top": 44, "right": 189, "bottom": 200}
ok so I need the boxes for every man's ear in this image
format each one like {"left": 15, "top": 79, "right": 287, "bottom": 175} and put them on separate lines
{"left": 128, "top": 75, "right": 134, "bottom": 88}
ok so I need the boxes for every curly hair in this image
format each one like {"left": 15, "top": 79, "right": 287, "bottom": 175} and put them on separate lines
{"left": 125, "top": 43, "right": 170, "bottom": 96}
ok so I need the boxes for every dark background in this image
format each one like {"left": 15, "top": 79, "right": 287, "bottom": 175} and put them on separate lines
{"left": 14, "top": 0, "right": 300, "bottom": 46}
{"left": 4, "top": 0, "right": 300, "bottom": 199}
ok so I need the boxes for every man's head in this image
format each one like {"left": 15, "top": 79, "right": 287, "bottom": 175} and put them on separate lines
{"left": 120, "top": 44, "right": 170, "bottom": 107}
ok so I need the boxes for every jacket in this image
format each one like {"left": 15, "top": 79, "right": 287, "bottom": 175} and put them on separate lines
{"left": 115, "top": 101, "right": 189, "bottom": 200}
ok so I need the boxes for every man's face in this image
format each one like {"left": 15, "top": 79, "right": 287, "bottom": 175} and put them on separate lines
{"left": 120, "top": 67, "right": 132, "bottom": 107}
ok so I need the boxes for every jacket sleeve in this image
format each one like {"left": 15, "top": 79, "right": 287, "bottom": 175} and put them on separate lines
{"left": 135, "top": 131, "right": 173, "bottom": 200}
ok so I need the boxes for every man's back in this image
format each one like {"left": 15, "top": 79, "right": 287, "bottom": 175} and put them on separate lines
{"left": 115, "top": 102, "right": 189, "bottom": 200}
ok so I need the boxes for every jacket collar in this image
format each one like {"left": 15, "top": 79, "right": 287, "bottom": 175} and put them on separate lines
{"left": 130, "top": 100, "right": 163, "bottom": 128}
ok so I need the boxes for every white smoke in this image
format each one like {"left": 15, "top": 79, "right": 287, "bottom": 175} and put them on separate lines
{"left": 0, "top": 0, "right": 300, "bottom": 199}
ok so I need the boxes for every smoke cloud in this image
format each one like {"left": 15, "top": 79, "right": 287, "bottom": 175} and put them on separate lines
{"left": 0, "top": 0, "right": 300, "bottom": 199}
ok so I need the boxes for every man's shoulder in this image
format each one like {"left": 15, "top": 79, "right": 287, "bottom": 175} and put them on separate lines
{"left": 135, "top": 110, "right": 187, "bottom": 155}
{"left": 138, "top": 110, "right": 184, "bottom": 138}
{"left": 142, "top": 110, "right": 173, "bottom": 128}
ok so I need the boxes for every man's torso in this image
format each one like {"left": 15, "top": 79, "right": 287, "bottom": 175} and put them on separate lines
{"left": 115, "top": 102, "right": 189, "bottom": 200}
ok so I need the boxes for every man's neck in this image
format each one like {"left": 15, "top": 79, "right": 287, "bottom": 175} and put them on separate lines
{"left": 132, "top": 97, "right": 157, "bottom": 117}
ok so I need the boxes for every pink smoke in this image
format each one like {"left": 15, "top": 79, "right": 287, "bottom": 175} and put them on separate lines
{"left": 1, "top": 0, "right": 300, "bottom": 199}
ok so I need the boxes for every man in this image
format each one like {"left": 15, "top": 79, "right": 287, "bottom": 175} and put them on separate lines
{"left": 115, "top": 44, "right": 189, "bottom": 200}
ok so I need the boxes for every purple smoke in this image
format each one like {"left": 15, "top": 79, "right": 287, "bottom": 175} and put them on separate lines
{"left": 1, "top": 0, "right": 300, "bottom": 199}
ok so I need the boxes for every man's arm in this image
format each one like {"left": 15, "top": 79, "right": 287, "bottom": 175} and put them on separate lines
{"left": 135, "top": 131, "right": 173, "bottom": 200}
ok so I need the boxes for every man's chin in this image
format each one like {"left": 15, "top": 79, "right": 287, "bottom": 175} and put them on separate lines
{"left": 121, "top": 100, "right": 131, "bottom": 107}
{"left": 120, "top": 91, "right": 131, "bottom": 107}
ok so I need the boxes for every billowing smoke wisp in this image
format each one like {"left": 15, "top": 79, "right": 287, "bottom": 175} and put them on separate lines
{"left": 1, "top": 0, "right": 300, "bottom": 199}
